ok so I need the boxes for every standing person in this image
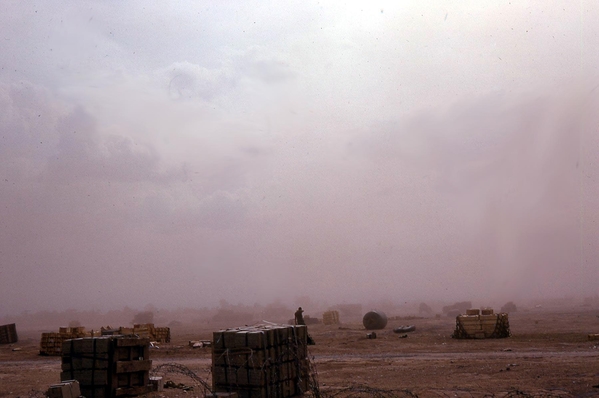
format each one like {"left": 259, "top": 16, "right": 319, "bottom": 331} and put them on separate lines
{"left": 294, "top": 307, "right": 315, "bottom": 344}
{"left": 294, "top": 307, "right": 305, "bottom": 325}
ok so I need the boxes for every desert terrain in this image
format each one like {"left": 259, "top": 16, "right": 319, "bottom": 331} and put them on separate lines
{"left": 1, "top": 306, "right": 599, "bottom": 398}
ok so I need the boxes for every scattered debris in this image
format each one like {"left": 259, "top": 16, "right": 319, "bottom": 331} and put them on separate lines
{"left": 151, "top": 363, "right": 211, "bottom": 393}
{"left": 165, "top": 380, "right": 194, "bottom": 391}
{"left": 12, "top": 347, "right": 22, "bottom": 351}
{"left": 393, "top": 325, "right": 416, "bottom": 333}
{"left": 398, "top": 334, "right": 408, "bottom": 339}
{"left": 588, "top": 334, "right": 599, "bottom": 341}
{"left": 366, "top": 332, "right": 377, "bottom": 339}
{"left": 189, "top": 340, "right": 212, "bottom": 348}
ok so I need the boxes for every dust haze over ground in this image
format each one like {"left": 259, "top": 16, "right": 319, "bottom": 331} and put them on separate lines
{"left": 0, "top": 1, "right": 598, "bottom": 316}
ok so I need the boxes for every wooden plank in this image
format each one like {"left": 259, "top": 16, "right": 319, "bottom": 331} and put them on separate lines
{"left": 116, "top": 360, "right": 152, "bottom": 373}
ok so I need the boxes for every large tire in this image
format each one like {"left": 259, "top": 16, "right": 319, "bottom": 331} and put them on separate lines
{"left": 363, "top": 311, "right": 388, "bottom": 330}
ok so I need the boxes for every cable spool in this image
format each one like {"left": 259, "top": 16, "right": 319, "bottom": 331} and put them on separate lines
{"left": 362, "top": 311, "right": 388, "bottom": 330}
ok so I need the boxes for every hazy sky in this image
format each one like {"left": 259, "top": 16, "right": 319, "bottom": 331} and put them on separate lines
{"left": 1, "top": 1, "right": 598, "bottom": 314}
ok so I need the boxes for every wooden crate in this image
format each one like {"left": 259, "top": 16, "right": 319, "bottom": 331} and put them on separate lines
{"left": 40, "top": 327, "right": 90, "bottom": 355}
{"left": 61, "top": 336, "right": 152, "bottom": 398}
{"left": 0, "top": 323, "right": 18, "bottom": 344}
{"left": 322, "top": 311, "right": 340, "bottom": 325}
{"left": 40, "top": 333, "right": 69, "bottom": 356}
{"left": 212, "top": 324, "right": 309, "bottom": 397}
{"left": 153, "top": 327, "right": 171, "bottom": 343}
{"left": 453, "top": 311, "right": 510, "bottom": 339}
{"left": 132, "top": 324, "right": 155, "bottom": 340}
{"left": 101, "top": 325, "right": 170, "bottom": 343}
{"left": 47, "top": 380, "right": 81, "bottom": 398}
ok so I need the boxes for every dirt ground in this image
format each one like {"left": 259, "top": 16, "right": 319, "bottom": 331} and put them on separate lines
{"left": 2, "top": 307, "right": 599, "bottom": 398}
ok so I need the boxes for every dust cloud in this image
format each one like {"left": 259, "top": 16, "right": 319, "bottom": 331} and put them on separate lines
{"left": 0, "top": 2, "right": 598, "bottom": 317}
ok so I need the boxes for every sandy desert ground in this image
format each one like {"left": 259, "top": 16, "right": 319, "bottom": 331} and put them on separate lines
{"left": 2, "top": 307, "right": 599, "bottom": 398}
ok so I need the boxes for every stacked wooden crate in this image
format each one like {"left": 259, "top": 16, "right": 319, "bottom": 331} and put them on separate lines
{"left": 40, "top": 328, "right": 88, "bottom": 355}
{"left": 0, "top": 323, "right": 18, "bottom": 344}
{"left": 212, "top": 324, "right": 309, "bottom": 398}
{"left": 61, "top": 336, "right": 152, "bottom": 398}
{"left": 101, "top": 324, "right": 171, "bottom": 343}
{"left": 132, "top": 324, "right": 155, "bottom": 339}
{"left": 322, "top": 311, "right": 340, "bottom": 325}
{"left": 153, "top": 327, "right": 171, "bottom": 343}
{"left": 452, "top": 309, "right": 510, "bottom": 339}
{"left": 40, "top": 333, "right": 67, "bottom": 355}
{"left": 60, "top": 327, "right": 87, "bottom": 335}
